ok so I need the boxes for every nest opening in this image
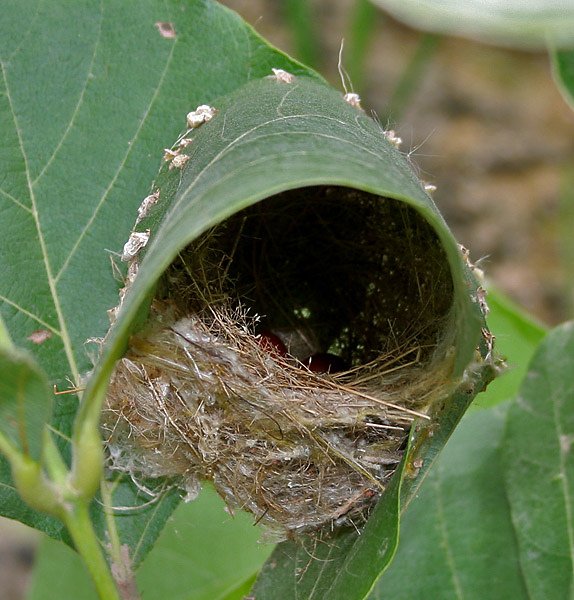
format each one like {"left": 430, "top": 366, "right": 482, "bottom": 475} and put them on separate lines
{"left": 104, "top": 185, "right": 456, "bottom": 536}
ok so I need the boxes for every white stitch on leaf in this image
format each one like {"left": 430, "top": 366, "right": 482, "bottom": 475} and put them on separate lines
{"left": 121, "top": 230, "right": 150, "bottom": 262}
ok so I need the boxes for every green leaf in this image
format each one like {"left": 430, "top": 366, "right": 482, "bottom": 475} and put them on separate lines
{"left": 29, "top": 486, "right": 273, "bottom": 600}
{"left": 136, "top": 486, "right": 273, "bottom": 600}
{"left": 0, "top": 313, "right": 11, "bottom": 349}
{"left": 502, "top": 321, "right": 574, "bottom": 599}
{"left": 28, "top": 535, "right": 98, "bottom": 600}
{"left": 373, "top": 403, "right": 529, "bottom": 599}
{"left": 0, "top": 0, "right": 312, "bottom": 548}
{"left": 552, "top": 50, "right": 574, "bottom": 111}
{"left": 0, "top": 333, "right": 52, "bottom": 461}
{"left": 477, "top": 288, "right": 546, "bottom": 408}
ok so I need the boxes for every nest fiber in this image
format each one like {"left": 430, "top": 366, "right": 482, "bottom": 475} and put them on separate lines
{"left": 103, "top": 185, "right": 456, "bottom": 537}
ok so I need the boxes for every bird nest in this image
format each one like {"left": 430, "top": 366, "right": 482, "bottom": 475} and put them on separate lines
{"left": 102, "top": 185, "right": 457, "bottom": 538}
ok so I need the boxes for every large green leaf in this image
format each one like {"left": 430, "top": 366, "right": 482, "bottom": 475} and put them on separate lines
{"left": 502, "top": 321, "right": 574, "bottom": 599}
{"left": 0, "top": 0, "right": 310, "bottom": 550}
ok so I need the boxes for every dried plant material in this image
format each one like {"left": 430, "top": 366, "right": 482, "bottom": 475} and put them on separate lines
{"left": 186, "top": 105, "right": 217, "bottom": 129}
{"left": 27, "top": 329, "right": 52, "bottom": 344}
{"left": 383, "top": 130, "right": 402, "bottom": 148}
{"left": 168, "top": 153, "right": 189, "bottom": 170}
{"left": 269, "top": 68, "right": 295, "bottom": 83}
{"left": 103, "top": 186, "right": 458, "bottom": 538}
{"left": 154, "top": 22, "right": 176, "bottom": 39}
{"left": 121, "top": 230, "right": 150, "bottom": 262}
{"left": 136, "top": 190, "right": 160, "bottom": 225}
{"left": 344, "top": 92, "right": 362, "bottom": 109}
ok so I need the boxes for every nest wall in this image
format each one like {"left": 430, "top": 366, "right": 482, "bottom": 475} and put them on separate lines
{"left": 103, "top": 185, "right": 457, "bottom": 536}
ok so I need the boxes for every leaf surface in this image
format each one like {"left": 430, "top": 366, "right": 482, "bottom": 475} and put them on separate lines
{"left": 0, "top": 340, "right": 52, "bottom": 460}
{"left": 478, "top": 289, "right": 546, "bottom": 408}
{"left": 553, "top": 49, "right": 574, "bottom": 110}
{"left": 29, "top": 486, "right": 273, "bottom": 600}
{"left": 502, "top": 321, "right": 574, "bottom": 599}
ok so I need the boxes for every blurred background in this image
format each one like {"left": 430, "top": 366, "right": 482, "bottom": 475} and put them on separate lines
{"left": 2, "top": 1, "right": 573, "bottom": 598}
{"left": 225, "top": 0, "right": 574, "bottom": 326}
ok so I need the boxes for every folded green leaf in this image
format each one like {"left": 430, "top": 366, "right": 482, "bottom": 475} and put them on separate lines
{"left": 89, "top": 73, "right": 495, "bottom": 595}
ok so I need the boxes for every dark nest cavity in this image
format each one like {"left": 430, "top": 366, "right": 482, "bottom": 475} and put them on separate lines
{"left": 103, "top": 185, "right": 456, "bottom": 537}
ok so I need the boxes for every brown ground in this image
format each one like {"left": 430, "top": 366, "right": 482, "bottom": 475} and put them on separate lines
{"left": 2, "top": 2, "right": 573, "bottom": 597}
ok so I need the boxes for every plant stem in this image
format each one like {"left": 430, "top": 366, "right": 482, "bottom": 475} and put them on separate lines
{"left": 63, "top": 501, "right": 121, "bottom": 600}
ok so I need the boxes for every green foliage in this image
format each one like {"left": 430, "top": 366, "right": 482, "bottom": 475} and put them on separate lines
{"left": 0, "top": 324, "right": 52, "bottom": 461}
{"left": 553, "top": 50, "right": 574, "bottom": 110}
{"left": 503, "top": 322, "right": 574, "bottom": 598}
{"left": 1, "top": 0, "right": 573, "bottom": 598}
{"left": 0, "top": 0, "right": 310, "bottom": 553}
{"left": 374, "top": 404, "right": 528, "bottom": 599}
{"left": 29, "top": 486, "right": 273, "bottom": 600}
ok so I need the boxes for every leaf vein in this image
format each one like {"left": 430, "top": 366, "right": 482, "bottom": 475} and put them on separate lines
{"left": 1, "top": 61, "right": 77, "bottom": 380}
{"left": 0, "top": 187, "right": 32, "bottom": 213}
{"left": 54, "top": 32, "right": 177, "bottom": 283}
{"left": 31, "top": 0, "right": 104, "bottom": 187}
{"left": 0, "top": 294, "right": 61, "bottom": 335}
